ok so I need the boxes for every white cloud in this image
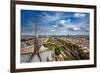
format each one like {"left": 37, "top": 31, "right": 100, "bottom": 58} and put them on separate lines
{"left": 41, "top": 12, "right": 61, "bottom": 23}
{"left": 51, "top": 29, "right": 55, "bottom": 32}
{"left": 62, "top": 30, "right": 67, "bottom": 32}
{"left": 67, "top": 25, "right": 81, "bottom": 31}
{"left": 52, "top": 25, "right": 58, "bottom": 28}
{"left": 59, "top": 19, "right": 71, "bottom": 25}
{"left": 60, "top": 20, "right": 66, "bottom": 25}
{"left": 74, "top": 13, "right": 86, "bottom": 18}
{"left": 73, "top": 25, "right": 81, "bottom": 30}
{"left": 73, "top": 27, "right": 79, "bottom": 30}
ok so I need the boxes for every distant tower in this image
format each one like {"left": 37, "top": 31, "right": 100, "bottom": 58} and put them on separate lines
{"left": 67, "top": 34, "right": 70, "bottom": 37}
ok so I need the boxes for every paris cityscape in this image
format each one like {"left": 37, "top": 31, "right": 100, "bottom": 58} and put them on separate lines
{"left": 20, "top": 10, "right": 90, "bottom": 63}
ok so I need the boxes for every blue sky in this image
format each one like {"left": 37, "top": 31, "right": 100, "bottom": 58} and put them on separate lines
{"left": 21, "top": 10, "right": 90, "bottom": 36}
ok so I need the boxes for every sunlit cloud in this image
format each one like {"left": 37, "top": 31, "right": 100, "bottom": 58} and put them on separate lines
{"left": 60, "top": 20, "right": 66, "bottom": 25}
{"left": 74, "top": 13, "right": 86, "bottom": 18}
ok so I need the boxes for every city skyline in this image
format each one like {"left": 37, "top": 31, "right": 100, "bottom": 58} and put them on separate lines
{"left": 21, "top": 10, "right": 90, "bottom": 36}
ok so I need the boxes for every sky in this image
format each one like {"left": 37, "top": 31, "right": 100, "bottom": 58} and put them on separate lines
{"left": 21, "top": 10, "right": 90, "bottom": 36}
